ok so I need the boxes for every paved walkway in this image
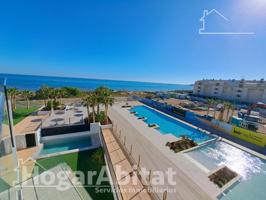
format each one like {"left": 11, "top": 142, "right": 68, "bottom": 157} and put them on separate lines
{"left": 14, "top": 115, "right": 48, "bottom": 135}
{"left": 102, "top": 128, "right": 152, "bottom": 200}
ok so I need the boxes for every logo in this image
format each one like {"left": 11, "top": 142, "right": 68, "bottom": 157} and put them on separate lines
{"left": 199, "top": 9, "right": 254, "bottom": 35}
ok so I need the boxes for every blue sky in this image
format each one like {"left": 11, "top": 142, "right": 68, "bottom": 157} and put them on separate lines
{"left": 0, "top": 0, "right": 265, "bottom": 84}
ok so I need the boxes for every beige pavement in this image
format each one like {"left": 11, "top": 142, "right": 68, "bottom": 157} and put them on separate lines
{"left": 14, "top": 114, "right": 48, "bottom": 135}
{"left": 102, "top": 128, "right": 152, "bottom": 200}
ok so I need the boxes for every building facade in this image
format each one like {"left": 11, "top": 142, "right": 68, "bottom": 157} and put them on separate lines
{"left": 193, "top": 79, "right": 266, "bottom": 103}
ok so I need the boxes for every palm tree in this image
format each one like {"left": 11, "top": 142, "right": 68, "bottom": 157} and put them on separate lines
{"left": 83, "top": 93, "right": 98, "bottom": 123}
{"left": 206, "top": 99, "right": 213, "bottom": 117}
{"left": 47, "top": 88, "right": 57, "bottom": 112}
{"left": 101, "top": 88, "right": 114, "bottom": 124}
{"left": 95, "top": 86, "right": 106, "bottom": 115}
{"left": 218, "top": 101, "right": 226, "bottom": 122}
{"left": 22, "top": 90, "right": 34, "bottom": 110}
{"left": 58, "top": 88, "right": 66, "bottom": 104}
{"left": 223, "top": 101, "right": 234, "bottom": 123}
{"left": 36, "top": 85, "right": 50, "bottom": 106}
{"left": 53, "top": 88, "right": 63, "bottom": 104}
{"left": 7, "top": 88, "right": 20, "bottom": 110}
{"left": 83, "top": 95, "right": 91, "bottom": 122}
{"left": 90, "top": 94, "right": 98, "bottom": 123}
{"left": 226, "top": 103, "right": 235, "bottom": 123}
{"left": 212, "top": 99, "right": 219, "bottom": 119}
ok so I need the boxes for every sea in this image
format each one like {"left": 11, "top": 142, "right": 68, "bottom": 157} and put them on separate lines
{"left": 0, "top": 73, "right": 193, "bottom": 92}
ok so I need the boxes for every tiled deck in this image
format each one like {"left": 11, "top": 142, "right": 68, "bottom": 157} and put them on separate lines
{"left": 102, "top": 128, "right": 152, "bottom": 200}
{"left": 41, "top": 106, "right": 87, "bottom": 128}
{"left": 14, "top": 115, "right": 48, "bottom": 135}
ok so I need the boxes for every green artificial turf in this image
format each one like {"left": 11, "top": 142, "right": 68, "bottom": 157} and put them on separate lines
{"left": 0, "top": 178, "right": 11, "bottom": 193}
{"left": 33, "top": 149, "right": 114, "bottom": 200}
{"left": 3, "top": 107, "right": 38, "bottom": 125}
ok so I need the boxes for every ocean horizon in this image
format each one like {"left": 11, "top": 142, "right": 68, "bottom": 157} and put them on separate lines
{"left": 0, "top": 73, "right": 193, "bottom": 92}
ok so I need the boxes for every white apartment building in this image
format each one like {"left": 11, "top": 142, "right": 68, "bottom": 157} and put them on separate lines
{"left": 193, "top": 79, "right": 266, "bottom": 103}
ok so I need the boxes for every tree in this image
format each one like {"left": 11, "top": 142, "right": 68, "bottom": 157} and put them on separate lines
{"left": 101, "top": 88, "right": 114, "bottom": 124}
{"left": 47, "top": 88, "right": 57, "bottom": 112}
{"left": 22, "top": 90, "right": 34, "bottom": 110}
{"left": 226, "top": 103, "right": 235, "bottom": 123}
{"left": 83, "top": 93, "right": 98, "bottom": 123}
{"left": 95, "top": 86, "right": 106, "bottom": 115}
{"left": 212, "top": 99, "right": 219, "bottom": 119}
{"left": 53, "top": 88, "right": 63, "bottom": 103}
{"left": 61, "top": 87, "right": 81, "bottom": 97}
{"left": 35, "top": 85, "right": 50, "bottom": 106}
{"left": 58, "top": 88, "right": 67, "bottom": 104}
{"left": 218, "top": 102, "right": 226, "bottom": 122}
{"left": 206, "top": 99, "right": 213, "bottom": 117}
{"left": 7, "top": 88, "right": 20, "bottom": 110}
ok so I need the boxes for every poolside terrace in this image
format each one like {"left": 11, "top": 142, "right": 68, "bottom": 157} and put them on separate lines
{"left": 108, "top": 102, "right": 215, "bottom": 200}
{"left": 109, "top": 101, "right": 266, "bottom": 200}
{"left": 41, "top": 104, "right": 87, "bottom": 128}
{"left": 102, "top": 128, "right": 152, "bottom": 200}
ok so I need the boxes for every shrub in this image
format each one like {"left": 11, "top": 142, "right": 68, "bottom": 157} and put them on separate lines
{"left": 91, "top": 148, "right": 104, "bottom": 165}
{"left": 86, "top": 111, "right": 111, "bottom": 125}
{"left": 43, "top": 100, "right": 60, "bottom": 110}
{"left": 95, "top": 111, "right": 106, "bottom": 124}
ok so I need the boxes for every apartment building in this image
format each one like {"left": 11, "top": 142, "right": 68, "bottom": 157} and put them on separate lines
{"left": 193, "top": 79, "right": 266, "bottom": 103}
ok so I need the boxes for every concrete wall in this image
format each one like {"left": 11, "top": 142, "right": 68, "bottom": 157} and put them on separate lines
{"left": 0, "top": 138, "right": 12, "bottom": 155}
{"left": 36, "top": 128, "right": 41, "bottom": 145}
{"left": 15, "top": 135, "right": 27, "bottom": 150}
{"left": 41, "top": 123, "right": 101, "bottom": 142}
{"left": 90, "top": 122, "right": 101, "bottom": 133}
{"left": 1, "top": 132, "right": 38, "bottom": 154}
{"left": 101, "top": 124, "right": 113, "bottom": 129}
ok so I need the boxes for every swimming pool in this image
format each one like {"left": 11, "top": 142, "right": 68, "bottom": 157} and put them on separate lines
{"left": 186, "top": 141, "right": 266, "bottom": 200}
{"left": 40, "top": 135, "right": 92, "bottom": 155}
{"left": 130, "top": 105, "right": 213, "bottom": 143}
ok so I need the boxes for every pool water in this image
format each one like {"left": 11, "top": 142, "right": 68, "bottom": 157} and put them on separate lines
{"left": 187, "top": 141, "right": 266, "bottom": 200}
{"left": 131, "top": 105, "right": 213, "bottom": 143}
{"left": 40, "top": 135, "right": 92, "bottom": 155}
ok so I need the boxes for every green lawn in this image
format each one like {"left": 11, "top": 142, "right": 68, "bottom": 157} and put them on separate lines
{"left": 4, "top": 106, "right": 38, "bottom": 125}
{"left": 33, "top": 149, "right": 114, "bottom": 200}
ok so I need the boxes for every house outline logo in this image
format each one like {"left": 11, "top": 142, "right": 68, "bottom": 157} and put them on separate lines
{"left": 199, "top": 9, "right": 255, "bottom": 35}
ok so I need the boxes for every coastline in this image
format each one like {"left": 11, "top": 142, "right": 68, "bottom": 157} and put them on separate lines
{"left": 0, "top": 73, "right": 193, "bottom": 92}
